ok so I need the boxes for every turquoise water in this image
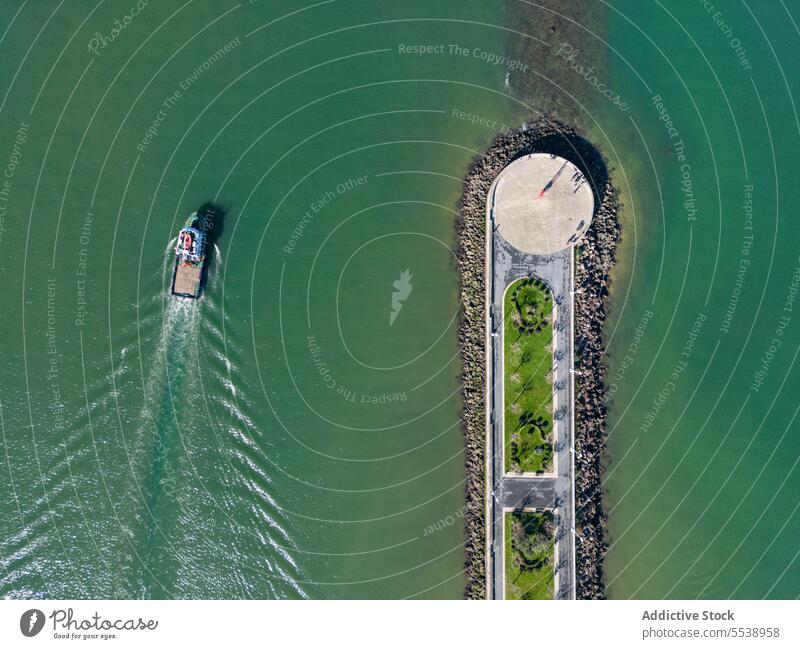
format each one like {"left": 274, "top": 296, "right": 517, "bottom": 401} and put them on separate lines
{"left": 602, "top": 0, "right": 800, "bottom": 598}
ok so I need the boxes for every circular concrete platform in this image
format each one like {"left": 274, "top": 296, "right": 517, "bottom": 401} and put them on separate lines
{"left": 491, "top": 153, "right": 594, "bottom": 255}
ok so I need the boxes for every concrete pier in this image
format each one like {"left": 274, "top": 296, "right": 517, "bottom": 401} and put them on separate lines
{"left": 486, "top": 153, "right": 594, "bottom": 600}
{"left": 491, "top": 153, "right": 594, "bottom": 256}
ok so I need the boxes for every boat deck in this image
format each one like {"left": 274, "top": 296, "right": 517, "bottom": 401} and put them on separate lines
{"left": 172, "top": 262, "right": 202, "bottom": 297}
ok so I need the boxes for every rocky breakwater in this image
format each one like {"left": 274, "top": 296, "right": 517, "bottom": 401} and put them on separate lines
{"left": 456, "top": 117, "right": 618, "bottom": 599}
{"left": 573, "top": 182, "right": 619, "bottom": 599}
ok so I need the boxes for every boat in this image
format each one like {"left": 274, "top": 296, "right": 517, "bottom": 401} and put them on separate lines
{"left": 170, "top": 212, "right": 207, "bottom": 298}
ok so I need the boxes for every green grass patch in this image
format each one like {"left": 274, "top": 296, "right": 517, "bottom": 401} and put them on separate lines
{"left": 503, "top": 276, "right": 554, "bottom": 473}
{"left": 505, "top": 510, "right": 555, "bottom": 600}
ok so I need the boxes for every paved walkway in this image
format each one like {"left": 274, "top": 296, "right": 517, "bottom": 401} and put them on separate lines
{"left": 501, "top": 476, "right": 557, "bottom": 510}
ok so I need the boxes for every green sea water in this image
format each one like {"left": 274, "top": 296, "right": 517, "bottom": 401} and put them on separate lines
{"left": 2, "top": 0, "right": 799, "bottom": 601}
{"left": 601, "top": 1, "right": 800, "bottom": 598}
{"left": 0, "top": 0, "right": 523, "bottom": 598}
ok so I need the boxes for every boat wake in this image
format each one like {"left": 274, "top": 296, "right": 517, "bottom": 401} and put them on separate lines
{"left": 136, "top": 296, "right": 201, "bottom": 494}
{"left": 124, "top": 246, "right": 306, "bottom": 597}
